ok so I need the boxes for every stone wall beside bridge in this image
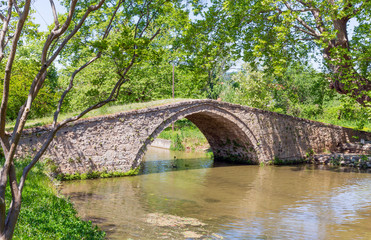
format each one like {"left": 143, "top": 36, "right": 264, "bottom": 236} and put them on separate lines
{"left": 16, "top": 100, "right": 370, "bottom": 174}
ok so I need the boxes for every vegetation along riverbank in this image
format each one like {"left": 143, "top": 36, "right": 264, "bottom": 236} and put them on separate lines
{"left": 157, "top": 119, "right": 210, "bottom": 152}
{"left": 5, "top": 158, "right": 105, "bottom": 239}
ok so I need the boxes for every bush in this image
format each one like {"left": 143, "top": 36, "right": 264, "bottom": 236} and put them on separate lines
{"left": 171, "top": 133, "right": 185, "bottom": 151}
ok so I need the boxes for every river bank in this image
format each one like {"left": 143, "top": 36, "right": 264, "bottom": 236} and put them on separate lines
{"left": 8, "top": 159, "right": 105, "bottom": 239}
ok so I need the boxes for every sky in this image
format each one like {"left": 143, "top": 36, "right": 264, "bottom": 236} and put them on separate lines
{"left": 31, "top": 0, "right": 65, "bottom": 32}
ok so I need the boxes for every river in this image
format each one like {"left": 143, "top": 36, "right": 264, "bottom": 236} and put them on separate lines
{"left": 61, "top": 147, "right": 371, "bottom": 239}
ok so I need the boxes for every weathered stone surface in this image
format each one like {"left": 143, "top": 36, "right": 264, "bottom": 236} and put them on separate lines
{"left": 15, "top": 100, "right": 371, "bottom": 174}
{"left": 336, "top": 142, "right": 371, "bottom": 154}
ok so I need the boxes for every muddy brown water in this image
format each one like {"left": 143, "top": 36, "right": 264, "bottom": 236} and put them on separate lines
{"left": 61, "top": 147, "right": 371, "bottom": 239}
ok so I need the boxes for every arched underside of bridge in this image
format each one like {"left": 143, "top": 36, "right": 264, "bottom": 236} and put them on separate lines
{"left": 133, "top": 105, "right": 259, "bottom": 169}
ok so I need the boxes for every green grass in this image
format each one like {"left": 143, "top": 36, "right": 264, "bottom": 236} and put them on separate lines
{"left": 296, "top": 100, "right": 371, "bottom": 132}
{"left": 6, "top": 98, "right": 192, "bottom": 131}
{"left": 6, "top": 159, "right": 105, "bottom": 239}
{"left": 56, "top": 168, "right": 140, "bottom": 181}
{"left": 311, "top": 118, "right": 370, "bottom": 132}
{"left": 158, "top": 119, "right": 209, "bottom": 151}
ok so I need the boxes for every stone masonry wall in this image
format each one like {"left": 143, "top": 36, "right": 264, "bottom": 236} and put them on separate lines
{"left": 16, "top": 100, "right": 371, "bottom": 174}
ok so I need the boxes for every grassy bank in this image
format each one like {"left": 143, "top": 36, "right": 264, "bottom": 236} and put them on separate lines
{"left": 158, "top": 119, "right": 209, "bottom": 151}
{"left": 7, "top": 159, "right": 105, "bottom": 239}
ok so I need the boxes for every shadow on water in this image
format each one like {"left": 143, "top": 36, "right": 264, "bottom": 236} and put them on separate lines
{"left": 139, "top": 146, "right": 249, "bottom": 175}
{"left": 139, "top": 157, "right": 248, "bottom": 175}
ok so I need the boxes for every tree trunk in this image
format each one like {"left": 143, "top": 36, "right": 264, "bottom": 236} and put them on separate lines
{"left": 323, "top": 18, "right": 371, "bottom": 106}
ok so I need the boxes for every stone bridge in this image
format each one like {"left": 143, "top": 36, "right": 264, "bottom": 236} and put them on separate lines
{"left": 16, "top": 100, "right": 370, "bottom": 174}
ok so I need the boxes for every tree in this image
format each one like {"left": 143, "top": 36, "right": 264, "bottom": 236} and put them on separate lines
{"left": 0, "top": 42, "right": 59, "bottom": 121}
{"left": 211, "top": 0, "right": 370, "bottom": 106}
{"left": 0, "top": 0, "right": 183, "bottom": 238}
{"left": 59, "top": 11, "right": 193, "bottom": 108}
{"left": 220, "top": 63, "right": 274, "bottom": 109}
{"left": 178, "top": 2, "right": 235, "bottom": 99}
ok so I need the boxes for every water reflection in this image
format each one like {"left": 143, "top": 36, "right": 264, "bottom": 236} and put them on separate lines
{"left": 61, "top": 147, "right": 371, "bottom": 239}
{"left": 140, "top": 148, "right": 214, "bottom": 174}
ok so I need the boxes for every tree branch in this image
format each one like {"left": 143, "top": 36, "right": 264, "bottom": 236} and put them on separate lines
{"left": 3, "top": 162, "right": 20, "bottom": 239}
{"left": 12, "top": 0, "right": 21, "bottom": 15}
{"left": 296, "top": 0, "right": 312, "bottom": 8}
{"left": 293, "top": 25, "right": 320, "bottom": 38}
{"left": 0, "top": 0, "right": 31, "bottom": 142}
{"left": 283, "top": 1, "right": 320, "bottom": 37}
{"left": 311, "top": 9, "right": 326, "bottom": 34}
{"left": 41, "top": 0, "right": 78, "bottom": 65}
{"left": 9, "top": 0, "right": 106, "bottom": 156}
{"left": 49, "top": 0, "right": 60, "bottom": 29}
{"left": 0, "top": 0, "right": 13, "bottom": 63}
{"left": 20, "top": 0, "right": 123, "bottom": 190}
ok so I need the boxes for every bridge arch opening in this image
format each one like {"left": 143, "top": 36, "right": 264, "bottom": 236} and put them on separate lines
{"left": 133, "top": 106, "right": 259, "bottom": 169}
{"left": 185, "top": 112, "right": 258, "bottom": 163}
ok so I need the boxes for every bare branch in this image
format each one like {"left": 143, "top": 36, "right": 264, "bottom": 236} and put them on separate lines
{"left": 311, "top": 9, "right": 326, "bottom": 34}
{"left": 9, "top": 0, "right": 106, "bottom": 153}
{"left": 134, "top": 9, "right": 146, "bottom": 38}
{"left": 293, "top": 25, "right": 320, "bottom": 38}
{"left": 296, "top": 0, "right": 312, "bottom": 8}
{"left": 41, "top": 0, "right": 78, "bottom": 65}
{"left": 296, "top": 16, "right": 320, "bottom": 36}
{"left": 297, "top": 38, "right": 316, "bottom": 41}
{"left": 45, "top": 0, "right": 106, "bottom": 65}
{"left": 19, "top": 71, "right": 129, "bottom": 191}
{"left": 283, "top": 1, "right": 320, "bottom": 37}
{"left": 150, "top": 28, "right": 161, "bottom": 41}
{"left": 0, "top": 14, "right": 5, "bottom": 22}
{"left": 0, "top": 0, "right": 31, "bottom": 139}
{"left": 53, "top": 56, "right": 100, "bottom": 127}
{"left": 49, "top": 0, "right": 60, "bottom": 28}
{"left": 20, "top": 0, "right": 123, "bottom": 188}
{"left": 0, "top": 0, "right": 13, "bottom": 63}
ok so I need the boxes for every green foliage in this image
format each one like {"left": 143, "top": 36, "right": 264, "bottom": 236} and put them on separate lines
{"left": 6, "top": 159, "right": 105, "bottom": 239}
{"left": 194, "top": 0, "right": 371, "bottom": 104}
{"left": 330, "top": 157, "right": 341, "bottom": 166}
{"left": 171, "top": 133, "right": 185, "bottom": 151}
{"left": 306, "top": 149, "right": 315, "bottom": 158}
{"left": 0, "top": 43, "right": 59, "bottom": 121}
{"left": 55, "top": 0, "right": 198, "bottom": 113}
{"left": 219, "top": 63, "right": 370, "bottom": 131}
{"left": 158, "top": 119, "right": 209, "bottom": 151}
{"left": 220, "top": 63, "right": 274, "bottom": 110}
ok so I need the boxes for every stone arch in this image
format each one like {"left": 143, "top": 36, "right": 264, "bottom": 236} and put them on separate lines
{"left": 132, "top": 104, "right": 260, "bottom": 169}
